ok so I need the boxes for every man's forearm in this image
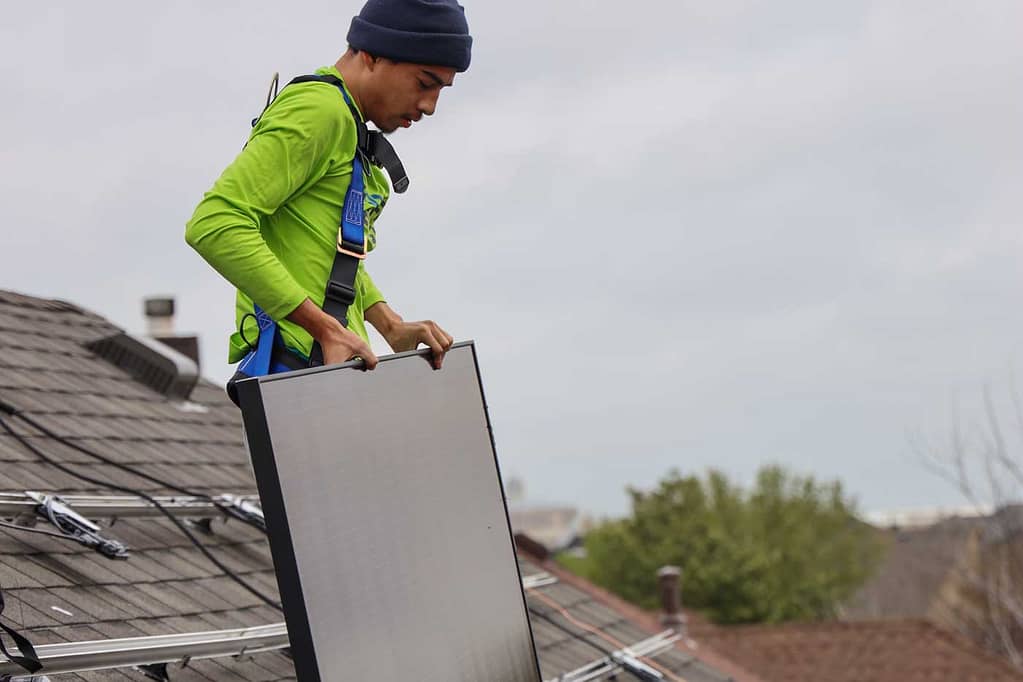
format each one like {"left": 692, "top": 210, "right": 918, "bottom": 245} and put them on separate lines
{"left": 365, "top": 302, "right": 453, "bottom": 369}
{"left": 287, "top": 298, "right": 379, "bottom": 368}
{"left": 365, "top": 301, "right": 403, "bottom": 342}
{"left": 288, "top": 299, "right": 346, "bottom": 345}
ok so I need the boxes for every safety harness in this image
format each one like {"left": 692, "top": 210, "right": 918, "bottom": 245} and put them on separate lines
{"left": 226, "top": 73, "right": 407, "bottom": 404}
{"left": 0, "top": 587, "right": 42, "bottom": 674}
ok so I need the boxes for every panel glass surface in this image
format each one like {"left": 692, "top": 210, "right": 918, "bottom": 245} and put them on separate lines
{"left": 247, "top": 343, "right": 541, "bottom": 681}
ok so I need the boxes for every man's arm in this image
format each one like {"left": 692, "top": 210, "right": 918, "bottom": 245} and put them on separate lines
{"left": 184, "top": 84, "right": 376, "bottom": 367}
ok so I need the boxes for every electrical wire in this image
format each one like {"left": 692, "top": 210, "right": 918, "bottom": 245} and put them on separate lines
{"left": 527, "top": 604, "right": 615, "bottom": 657}
{"left": 0, "top": 407, "right": 262, "bottom": 533}
{"left": 0, "top": 415, "right": 282, "bottom": 612}
{"left": 527, "top": 586, "right": 685, "bottom": 682}
{"left": 0, "top": 518, "right": 85, "bottom": 543}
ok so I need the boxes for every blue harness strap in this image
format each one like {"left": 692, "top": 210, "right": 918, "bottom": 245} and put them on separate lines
{"left": 342, "top": 154, "right": 366, "bottom": 249}
{"left": 236, "top": 306, "right": 279, "bottom": 377}
{"left": 337, "top": 77, "right": 366, "bottom": 252}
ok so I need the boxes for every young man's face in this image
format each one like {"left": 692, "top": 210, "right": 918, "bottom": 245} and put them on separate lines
{"left": 363, "top": 56, "right": 457, "bottom": 133}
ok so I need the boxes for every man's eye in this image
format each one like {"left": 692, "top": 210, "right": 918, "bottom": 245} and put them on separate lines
{"left": 418, "top": 80, "right": 430, "bottom": 90}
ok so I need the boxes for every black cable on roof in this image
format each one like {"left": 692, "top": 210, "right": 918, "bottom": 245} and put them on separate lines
{"left": 0, "top": 397, "right": 17, "bottom": 416}
{"left": 0, "top": 403, "right": 265, "bottom": 535}
{"left": 0, "top": 415, "right": 282, "bottom": 612}
{"left": 0, "top": 518, "right": 83, "bottom": 543}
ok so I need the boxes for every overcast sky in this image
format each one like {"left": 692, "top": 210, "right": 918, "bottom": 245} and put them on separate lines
{"left": 2, "top": 1, "right": 1021, "bottom": 518}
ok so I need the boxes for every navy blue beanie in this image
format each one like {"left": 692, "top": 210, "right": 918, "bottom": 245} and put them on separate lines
{"left": 347, "top": 0, "right": 472, "bottom": 73}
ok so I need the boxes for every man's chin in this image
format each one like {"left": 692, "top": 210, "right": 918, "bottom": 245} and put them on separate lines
{"left": 368, "top": 117, "right": 398, "bottom": 134}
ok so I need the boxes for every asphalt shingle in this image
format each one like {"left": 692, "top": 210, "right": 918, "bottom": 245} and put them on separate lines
{"left": 0, "top": 290, "right": 289, "bottom": 678}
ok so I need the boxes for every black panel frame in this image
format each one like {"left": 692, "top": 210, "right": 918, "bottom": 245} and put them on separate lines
{"left": 237, "top": 376, "right": 322, "bottom": 681}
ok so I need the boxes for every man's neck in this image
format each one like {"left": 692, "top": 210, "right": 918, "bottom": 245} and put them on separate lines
{"left": 335, "top": 55, "right": 367, "bottom": 120}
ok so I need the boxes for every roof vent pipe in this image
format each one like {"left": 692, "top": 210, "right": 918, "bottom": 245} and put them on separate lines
{"left": 657, "top": 565, "right": 686, "bottom": 633}
{"left": 144, "top": 296, "right": 175, "bottom": 337}
{"left": 143, "top": 296, "right": 201, "bottom": 371}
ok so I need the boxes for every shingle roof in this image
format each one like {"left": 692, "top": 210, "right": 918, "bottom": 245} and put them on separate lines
{"left": 0, "top": 289, "right": 753, "bottom": 681}
{"left": 0, "top": 290, "right": 292, "bottom": 680}
{"left": 697, "top": 619, "right": 1023, "bottom": 682}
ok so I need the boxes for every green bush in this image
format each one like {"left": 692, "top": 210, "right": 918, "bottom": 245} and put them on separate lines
{"left": 563, "top": 465, "right": 882, "bottom": 624}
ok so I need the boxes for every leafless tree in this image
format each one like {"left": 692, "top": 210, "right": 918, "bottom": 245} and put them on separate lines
{"left": 917, "top": 378, "right": 1023, "bottom": 666}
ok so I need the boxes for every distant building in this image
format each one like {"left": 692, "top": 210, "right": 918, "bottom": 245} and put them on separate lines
{"left": 866, "top": 505, "right": 994, "bottom": 529}
{"left": 508, "top": 504, "right": 585, "bottom": 553}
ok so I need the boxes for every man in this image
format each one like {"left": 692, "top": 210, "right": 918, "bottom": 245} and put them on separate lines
{"left": 185, "top": 0, "right": 471, "bottom": 395}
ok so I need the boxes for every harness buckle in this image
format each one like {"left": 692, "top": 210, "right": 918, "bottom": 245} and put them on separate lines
{"left": 325, "top": 280, "right": 357, "bottom": 308}
{"left": 336, "top": 234, "right": 367, "bottom": 260}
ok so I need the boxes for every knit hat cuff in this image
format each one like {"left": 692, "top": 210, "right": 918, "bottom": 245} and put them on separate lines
{"left": 348, "top": 16, "right": 472, "bottom": 72}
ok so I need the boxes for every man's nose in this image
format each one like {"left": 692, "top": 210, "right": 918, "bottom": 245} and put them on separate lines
{"left": 418, "top": 91, "right": 441, "bottom": 117}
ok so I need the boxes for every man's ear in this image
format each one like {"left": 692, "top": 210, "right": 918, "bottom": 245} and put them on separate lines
{"left": 360, "top": 50, "right": 380, "bottom": 71}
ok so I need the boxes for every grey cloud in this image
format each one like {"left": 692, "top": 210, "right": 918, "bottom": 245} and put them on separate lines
{"left": 2, "top": 0, "right": 1021, "bottom": 517}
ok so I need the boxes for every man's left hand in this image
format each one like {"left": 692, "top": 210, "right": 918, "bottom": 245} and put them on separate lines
{"left": 367, "top": 303, "right": 454, "bottom": 369}
{"left": 386, "top": 319, "right": 454, "bottom": 369}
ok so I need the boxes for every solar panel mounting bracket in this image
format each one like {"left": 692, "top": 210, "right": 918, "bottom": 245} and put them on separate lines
{"left": 24, "top": 492, "right": 130, "bottom": 560}
{"left": 214, "top": 494, "right": 267, "bottom": 533}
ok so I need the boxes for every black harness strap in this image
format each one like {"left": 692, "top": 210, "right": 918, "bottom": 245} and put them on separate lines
{"left": 282, "top": 74, "right": 408, "bottom": 366}
{"left": 0, "top": 588, "right": 43, "bottom": 674}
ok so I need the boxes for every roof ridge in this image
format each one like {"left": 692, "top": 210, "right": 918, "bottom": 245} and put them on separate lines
{"left": 0, "top": 289, "right": 92, "bottom": 316}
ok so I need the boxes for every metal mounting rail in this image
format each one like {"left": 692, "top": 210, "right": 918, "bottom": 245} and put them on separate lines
{"left": 546, "top": 630, "right": 684, "bottom": 682}
{"left": 0, "top": 492, "right": 262, "bottom": 524}
{"left": 521, "top": 571, "right": 558, "bottom": 590}
{"left": 0, "top": 623, "right": 289, "bottom": 676}
{"left": 0, "top": 492, "right": 259, "bottom": 519}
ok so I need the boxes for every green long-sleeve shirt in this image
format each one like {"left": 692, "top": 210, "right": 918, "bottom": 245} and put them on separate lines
{"left": 185, "top": 66, "right": 391, "bottom": 363}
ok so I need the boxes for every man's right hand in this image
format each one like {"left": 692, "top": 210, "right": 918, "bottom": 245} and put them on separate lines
{"left": 286, "top": 298, "right": 379, "bottom": 369}
{"left": 317, "top": 320, "right": 379, "bottom": 369}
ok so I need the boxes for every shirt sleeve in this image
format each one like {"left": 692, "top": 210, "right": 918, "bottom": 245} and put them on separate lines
{"left": 184, "top": 84, "right": 347, "bottom": 320}
{"left": 358, "top": 263, "right": 386, "bottom": 311}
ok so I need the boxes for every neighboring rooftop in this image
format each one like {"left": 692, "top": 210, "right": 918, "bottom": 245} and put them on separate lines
{"left": 841, "top": 516, "right": 980, "bottom": 621}
{"left": 698, "top": 619, "right": 1023, "bottom": 682}
{"left": 509, "top": 504, "right": 582, "bottom": 552}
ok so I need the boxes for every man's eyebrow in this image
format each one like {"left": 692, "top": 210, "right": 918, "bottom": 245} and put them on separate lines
{"left": 421, "top": 69, "right": 452, "bottom": 87}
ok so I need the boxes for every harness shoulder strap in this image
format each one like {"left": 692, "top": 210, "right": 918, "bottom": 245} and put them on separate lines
{"left": 285, "top": 75, "right": 372, "bottom": 366}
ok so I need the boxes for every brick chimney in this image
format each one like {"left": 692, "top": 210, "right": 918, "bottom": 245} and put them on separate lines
{"left": 657, "top": 565, "right": 686, "bottom": 633}
{"left": 144, "top": 296, "right": 200, "bottom": 371}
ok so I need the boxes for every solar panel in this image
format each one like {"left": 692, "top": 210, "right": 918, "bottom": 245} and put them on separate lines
{"left": 237, "top": 342, "right": 542, "bottom": 681}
